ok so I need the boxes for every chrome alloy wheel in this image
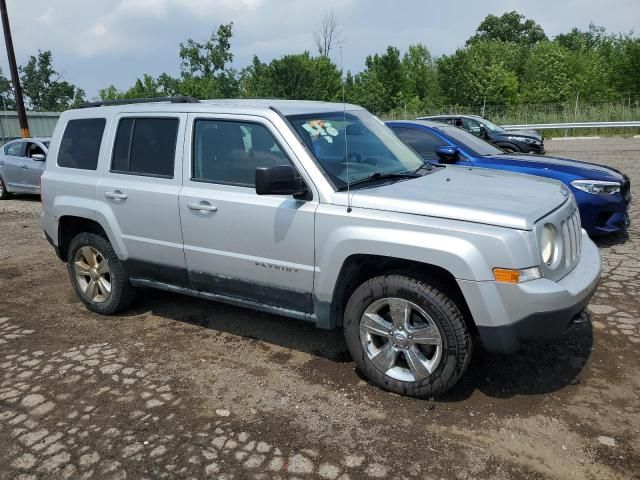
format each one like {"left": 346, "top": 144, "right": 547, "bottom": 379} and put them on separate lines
{"left": 360, "top": 297, "right": 443, "bottom": 382}
{"left": 74, "top": 246, "right": 112, "bottom": 303}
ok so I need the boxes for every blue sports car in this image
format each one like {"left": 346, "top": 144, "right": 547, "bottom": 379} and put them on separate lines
{"left": 387, "top": 120, "right": 631, "bottom": 236}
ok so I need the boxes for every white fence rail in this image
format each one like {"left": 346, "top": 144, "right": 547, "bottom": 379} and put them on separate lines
{"left": 503, "top": 121, "right": 640, "bottom": 131}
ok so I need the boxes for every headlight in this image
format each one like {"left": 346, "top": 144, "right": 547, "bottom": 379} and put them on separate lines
{"left": 507, "top": 136, "right": 539, "bottom": 144}
{"left": 571, "top": 180, "right": 620, "bottom": 195}
{"left": 540, "top": 224, "right": 559, "bottom": 266}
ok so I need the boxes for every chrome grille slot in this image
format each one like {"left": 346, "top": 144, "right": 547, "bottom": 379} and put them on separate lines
{"left": 563, "top": 207, "right": 581, "bottom": 268}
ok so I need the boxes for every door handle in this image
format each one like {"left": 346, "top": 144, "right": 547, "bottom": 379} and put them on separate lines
{"left": 187, "top": 201, "right": 218, "bottom": 212}
{"left": 21, "top": 164, "right": 29, "bottom": 169}
{"left": 104, "top": 190, "right": 128, "bottom": 200}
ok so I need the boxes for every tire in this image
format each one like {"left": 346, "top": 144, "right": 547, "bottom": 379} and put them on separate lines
{"left": 343, "top": 274, "right": 472, "bottom": 398}
{"left": 500, "top": 145, "right": 519, "bottom": 153}
{"left": 0, "top": 176, "right": 11, "bottom": 200}
{"left": 67, "top": 232, "right": 136, "bottom": 315}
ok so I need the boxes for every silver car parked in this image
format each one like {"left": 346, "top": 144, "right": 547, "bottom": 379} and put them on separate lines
{"left": 0, "top": 137, "right": 50, "bottom": 199}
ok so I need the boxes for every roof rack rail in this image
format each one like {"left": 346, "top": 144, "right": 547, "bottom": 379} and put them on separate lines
{"left": 78, "top": 96, "right": 200, "bottom": 108}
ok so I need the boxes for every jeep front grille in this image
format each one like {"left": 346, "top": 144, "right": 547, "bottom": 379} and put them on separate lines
{"left": 561, "top": 207, "right": 581, "bottom": 269}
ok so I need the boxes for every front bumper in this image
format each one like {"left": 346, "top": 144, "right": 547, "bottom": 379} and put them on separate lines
{"left": 457, "top": 230, "right": 601, "bottom": 354}
{"left": 521, "top": 142, "right": 545, "bottom": 154}
{"left": 575, "top": 188, "right": 631, "bottom": 236}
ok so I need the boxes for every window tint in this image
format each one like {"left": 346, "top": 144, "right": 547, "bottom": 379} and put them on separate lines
{"left": 392, "top": 128, "right": 445, "bottom": 160}
{"left": 192, "top": 119, "right": 289, "bottom": 187}
{"left": 4, "top": 141, "right": 24, "bottom": 156}
{"left": 112, "top": 118, "right": 178, "bottom": 177}
{"left": 58, "top": 118, "right": 106, "bottom": 170}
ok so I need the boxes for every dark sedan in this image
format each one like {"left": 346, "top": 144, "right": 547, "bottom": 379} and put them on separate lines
{"left": 420, "top": 114, "right": 544, "bottom": 154}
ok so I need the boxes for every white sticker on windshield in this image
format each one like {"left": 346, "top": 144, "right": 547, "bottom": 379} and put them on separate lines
{"left": 303, "top": 120, "right": 337, "bottom": 144}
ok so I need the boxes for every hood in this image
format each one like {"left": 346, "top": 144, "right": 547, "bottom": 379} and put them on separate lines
{"left": 478, "top": 154, "right": 625, "bottom": 182}
{"left": 343, "top": 166, "right": 569, "bottom": 230}
{"left": 498, "top": 129, "right": 542, "bottom": 141}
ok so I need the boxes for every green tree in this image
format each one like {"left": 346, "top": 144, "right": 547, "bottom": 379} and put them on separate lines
{"left": 0, "top": 67, "right": 15, "bottom": 110}
{"left": 262, "top": 52, "right": 341, "bottom": 101}
{"left": 19, "top": 50, "right": 84, "bottom": 111}
{"left": 612, "top": 37, "right": 640, "bottom": 99}
{"left": 438, "top": 40, "right": 521, "bottom": 105}
{"left": 178, "top": 22, "right": 239, "bottom": 98}
{"left": 355, "top": 46, "right": 404, "bottom": 112}
{"left": 467, "top": 11, "right": 547, "bottom": 46}
{"left": 401, "top": 43, "right": 441, "bottom": 110}
{"left": 520, "top": 41, "right": 573, "bottom": 103}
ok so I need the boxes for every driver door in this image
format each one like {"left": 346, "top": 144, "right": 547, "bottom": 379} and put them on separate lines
{"left": 179, "top": 114, "right": 318, "bottom": 314}
{"left": 23, "top": 142, "right": 47, "bottom": 192}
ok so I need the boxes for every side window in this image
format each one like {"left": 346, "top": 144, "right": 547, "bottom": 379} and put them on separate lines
{"left": 4, "top": 142, "right": 25, "bottom": 157}
{"left": 111, "top": 117, "right": 178, "bottom": 178}
{"left": 58, "top": 118, "right": 106, "bottom": 170}
{"left": 192, "top": 119, "right": 290, "bottom": 187}
{"left": 26, "top": 143, "right": 46, "bottom": 158}
{"left": 392, "top": 128, "right": 445, "bottom": 160}
{"left": 462, "top": 118, "right": 482, "bottom": 136}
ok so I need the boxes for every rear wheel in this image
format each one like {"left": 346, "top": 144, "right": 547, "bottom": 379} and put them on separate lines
{"left": 67, "top": 233, "right": 136, "bottom": 314}
{"left": 343, "top": 274, "right": 472, "bottom": 398}
{"left": 0, "top": 176, "right": 11, "bottom": 200}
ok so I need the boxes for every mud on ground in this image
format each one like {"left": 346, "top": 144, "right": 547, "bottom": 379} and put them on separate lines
{"left": 0, "top": 137, "right": 639, "bottom": 479}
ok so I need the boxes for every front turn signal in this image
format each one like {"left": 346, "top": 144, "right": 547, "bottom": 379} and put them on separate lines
{"left": 493, "top": 267, "right": 542, "bottom": 284}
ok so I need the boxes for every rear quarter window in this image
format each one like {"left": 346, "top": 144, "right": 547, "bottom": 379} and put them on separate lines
{"left": 57, "top": 118, "right": 106, "bottom": 170}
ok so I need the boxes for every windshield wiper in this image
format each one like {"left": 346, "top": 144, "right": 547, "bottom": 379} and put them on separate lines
{"left": 412, "top": 161, "right": 433, "bottom": 173}
{"left": 338, "top": 172, "right": 419, "bottom": 191}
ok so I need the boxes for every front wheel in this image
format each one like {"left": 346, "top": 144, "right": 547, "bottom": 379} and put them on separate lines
{"left": 500, "top": 145, "right": 519, "bottom": 153}
{"left": 343, "top": 275, "right": 472, "bottom": 398}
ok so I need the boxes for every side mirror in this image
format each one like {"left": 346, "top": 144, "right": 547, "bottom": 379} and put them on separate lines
{"left": 435, "top": 145, "right": 459, "bottom": 163}
{"left": 31, "top": 153, "right": 46, "bottom": 161}
{"left": 255, "top": 165, "right": 309, "bottom": 199}
{"left": 479, "top": 125, "right": 488, "bottom": 138}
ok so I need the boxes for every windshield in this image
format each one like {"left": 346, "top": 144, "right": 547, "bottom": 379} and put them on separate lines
{"left": 287, "top": 110, "right": 425, "bottom": 190}
{"left": 479, "top": 118, "right": 505, "bottom": 133}
{"left": 436, "top": 125, "right": 504, "bottom": 157}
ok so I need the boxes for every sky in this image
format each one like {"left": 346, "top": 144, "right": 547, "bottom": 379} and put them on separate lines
{"left": 1, "top": 0, "right": 639, "bottom": 99}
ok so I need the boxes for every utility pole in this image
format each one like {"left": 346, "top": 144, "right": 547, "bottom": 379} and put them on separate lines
{"left": 0, "top": 0, "right": 29, "bottom": 138}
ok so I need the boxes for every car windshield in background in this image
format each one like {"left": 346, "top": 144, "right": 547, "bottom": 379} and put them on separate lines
{"left": 287, "top": 110, "right": 425, "bottom": 190}
{"left": 437, "top": 125, "right": 504, "bottom": 157}
{"left": 480, "top": 118, "right": 505, "bottom": 133}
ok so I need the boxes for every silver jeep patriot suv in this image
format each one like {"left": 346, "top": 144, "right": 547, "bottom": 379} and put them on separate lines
{"left": 41, "top": 97, "right": 601, "bottom": 398}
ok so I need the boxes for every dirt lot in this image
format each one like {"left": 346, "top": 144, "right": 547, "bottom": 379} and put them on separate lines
{"left": 1, "top": 137, "right": 638, "bottom": 480}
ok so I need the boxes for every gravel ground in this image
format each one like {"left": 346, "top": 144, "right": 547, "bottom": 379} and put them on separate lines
{"left": 0, "top": 137, "right": 638, "bottom": 480}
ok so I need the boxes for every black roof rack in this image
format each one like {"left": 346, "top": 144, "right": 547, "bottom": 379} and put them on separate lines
{"left": 78, "top": 96, "right": 200, "bottom": 108}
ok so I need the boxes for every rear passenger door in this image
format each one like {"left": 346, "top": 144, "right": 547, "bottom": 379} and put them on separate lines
{"left": 96, "top": 113, "right": 189, "bottom": 285}
{"left": 179, "top": 114, "right": 317, "bottom": 314}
